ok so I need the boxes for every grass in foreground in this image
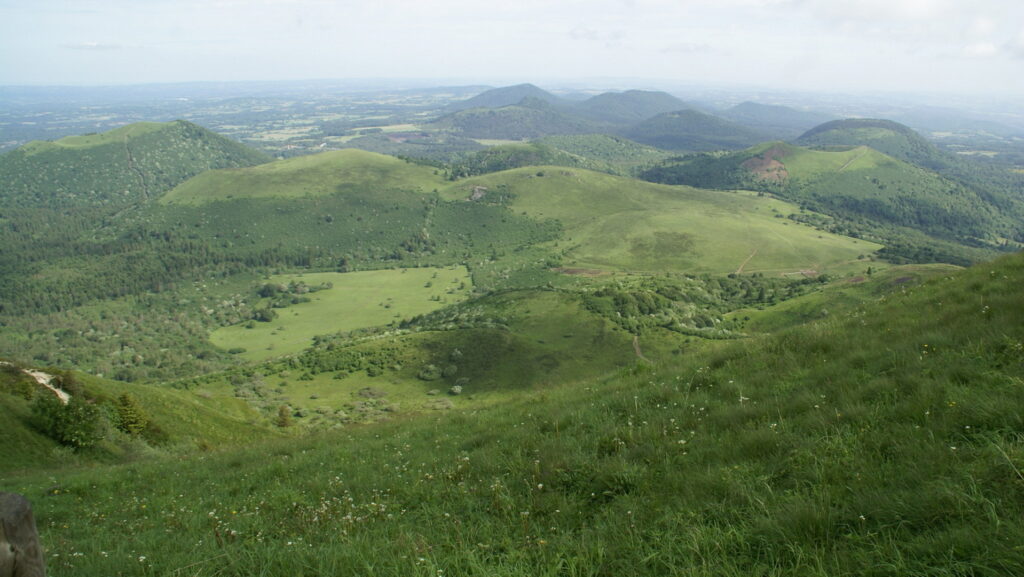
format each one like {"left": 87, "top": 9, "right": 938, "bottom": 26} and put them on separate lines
{"left": 3, "top": 252, "right": 1023, "bottom": 575}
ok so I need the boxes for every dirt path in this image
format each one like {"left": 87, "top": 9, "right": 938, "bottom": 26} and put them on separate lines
{"left": 24, "top": 369, "right": 71, "bottom": 404}
{"left": 735, "top": 248, "right": 758, "bottom": 274}
{"left": 632, "top": 335, "right": 650, "bottom": 362}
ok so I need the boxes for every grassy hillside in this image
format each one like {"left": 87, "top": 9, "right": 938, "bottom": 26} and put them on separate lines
{"left": 796, "top": 118, "right": 948, "bottom": 169}
{"left": 443, "top": 166, "right": 877, "bottom": 275}
{"left": 161, "top": 148, "right": 445, "bottom": 205}
{"left": 0, "top": 120, "right": 275, "bottom": 376}
{"left": 0, "top": 120, "right": 269, "bottom": 209}
{"left": 167, "top": 267, "right": 848, "bottom": 434}
{"left": 446, "top": 137, "right": 669, "bottom": 178}
{"left": 0, "top": 147, "right": 561, "bottom": 380}
{"left": 641, "top": 141, "right": 1018, "bottom": 264}
{"left": 161, "top": 287, "right": 642, "bottom": 432}
{"left": 447, "top": 142, "right": 586, "bottom": 178}
{"left": 5, "top": 250, "right": 1022, "bottom": 575}
{"left": 0, "top": 360, "right": 276, "bottom": 474}
{"left": 796, "top": 118, "right": 1024, "bottom": 237}
{"left": 537, "top": 134, "right": 671, "bottom": 175}
{"left": 338, "top": 131, "right": 485, "bottom": 162}
{"left": 730, "top": 262, "right": 962, "bottom": 333}
{"left": 622, "top": 109, "right": 769, "bottom": 151}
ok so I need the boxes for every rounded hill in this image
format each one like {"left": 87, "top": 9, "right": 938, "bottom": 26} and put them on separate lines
{"left": 0, "top": 120, "right": 270, "bottom": 209}
{"left": 160, "top": 148, "right": 446, "bottom": 205}
{"left": 796, "top": 118, "right": 949, "bottom": 170}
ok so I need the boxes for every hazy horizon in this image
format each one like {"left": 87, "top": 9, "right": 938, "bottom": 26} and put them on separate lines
{"left": 2, "top": 0, "right": 1023, "bottom": 98}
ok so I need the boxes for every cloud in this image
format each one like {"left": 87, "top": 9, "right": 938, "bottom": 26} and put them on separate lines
{"left": 64, "top": 41, "right": 122, "bottom": 51}
{"left": 964, "top": 41, "right": 998, "bottom": 57}
{"left": 1009, "top": 29, "right": 1024, "bottom": 59}
{"left": 569, "top": 27, "right": 626, "bottom": 47}
{"left": 795, "top": 0, "right": 951, "bottom": 23}
{"left": 661, "top": 42, "right": 714, "bottom": 54}
{"left": 966, "top": 16, "right": 997, "bottom": 39}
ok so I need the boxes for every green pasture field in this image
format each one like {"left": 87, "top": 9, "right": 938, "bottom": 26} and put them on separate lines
{"left": 210, "top": 267, "right": 473, "bottom": 362}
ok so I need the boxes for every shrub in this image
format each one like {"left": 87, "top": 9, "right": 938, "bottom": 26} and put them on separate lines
{"left": 275, "top": 405, "right": 294, "bottom": 428}
{"left": 417, "top": 364, "right": 442, "bottom": 381}
{"left": 31, "top": 394, "right": 104, "bottom": 449}
{"left": 0, "top": 363, "right": 35, "bottom": 399}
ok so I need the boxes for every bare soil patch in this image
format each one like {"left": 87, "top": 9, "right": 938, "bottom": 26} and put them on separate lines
{"left": 741, "top": 145, "right": 789, "bottom": 183}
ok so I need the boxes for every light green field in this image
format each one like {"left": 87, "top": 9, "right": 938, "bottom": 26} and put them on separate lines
{"left": 161, "top": 149, "right": 447, "bottom": 205}
{"left": 443, "top": 167, "right": 879, "bottom": 275}
{"left": 210, "top": 267, "right": 472, "bottom": 361}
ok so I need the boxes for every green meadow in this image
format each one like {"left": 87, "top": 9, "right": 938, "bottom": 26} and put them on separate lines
{"left": 444, "top": 167, "right": 877, "bottom": 275}
{"left": 210, "top": 267, "right": 473, "bottom": 362}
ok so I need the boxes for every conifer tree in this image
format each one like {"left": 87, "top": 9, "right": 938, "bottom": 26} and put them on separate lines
{"left": 114, "top": 393, "right": 149, "bottom": 436}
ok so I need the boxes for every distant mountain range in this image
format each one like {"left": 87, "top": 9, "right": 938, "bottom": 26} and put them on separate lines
{"left": 438, "top": 84, "right": 819, "bottom": 150}
{"left": 721, "top": 102, "right": 837, "bottom": 140}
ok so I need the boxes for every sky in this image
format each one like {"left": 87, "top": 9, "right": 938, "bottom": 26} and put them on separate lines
{"left": 1, "top": 0, "right": 1023, "bottom": 96}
